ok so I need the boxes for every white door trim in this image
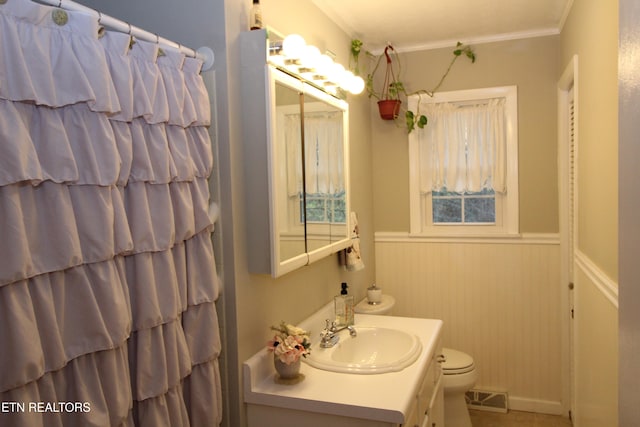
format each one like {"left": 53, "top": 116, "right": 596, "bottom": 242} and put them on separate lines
{"left": 558, "top": 54, "right": 578, "bottom": 420}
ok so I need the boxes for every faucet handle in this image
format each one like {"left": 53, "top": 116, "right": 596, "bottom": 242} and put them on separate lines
{"left": 320, "top": 319, "right": 333, "bottom": 338}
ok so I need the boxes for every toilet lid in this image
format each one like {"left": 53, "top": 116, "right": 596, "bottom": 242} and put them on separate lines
{"left": 441, "top": 348, "right": 475, "bottom": 374}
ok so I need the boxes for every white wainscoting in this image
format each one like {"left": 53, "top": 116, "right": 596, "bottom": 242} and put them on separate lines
{"left": 374, "top": 233, "right": 564, "bottom": 414}
{"left": 573, "top": 250, "right": 618, "bottom": 426}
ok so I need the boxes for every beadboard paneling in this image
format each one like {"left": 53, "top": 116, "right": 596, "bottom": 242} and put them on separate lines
{"left": 573, "top": 252, "right": 618, "bottom": 426}
{"left": 375, "top": 235, "right": 563, "bottom": 412}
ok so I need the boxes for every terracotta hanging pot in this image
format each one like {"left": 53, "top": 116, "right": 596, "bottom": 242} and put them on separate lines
{"left": 378, "top": 99, "right": 401, "bottom": 120}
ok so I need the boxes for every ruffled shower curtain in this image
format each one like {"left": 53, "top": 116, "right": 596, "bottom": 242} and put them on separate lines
{"left": 0, "top": 1, "right": 222, "bottom": 426}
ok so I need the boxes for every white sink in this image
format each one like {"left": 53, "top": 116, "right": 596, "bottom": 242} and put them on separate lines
{"left": 303, "top": 326, "right": 422, "bottom": 374}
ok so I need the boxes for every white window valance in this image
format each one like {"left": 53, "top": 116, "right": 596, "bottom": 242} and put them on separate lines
{"left": 415, "top": 97, "right": 507, "bottom": 194}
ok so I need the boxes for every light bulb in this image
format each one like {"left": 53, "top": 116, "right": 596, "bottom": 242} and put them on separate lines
{"left": 300, "top": 45, "right": 321, "bottom": 69}
{"left": 338, "top": 70, "right": 353, "bottom": 88}
{"left": 328, "top": 63, "right": 345, "bottom": 84}
{"left": 314, "top": 54, "right": 333, "bottom": 78}
{"left": 349, "top": 75, "right": 365, "bottom": 94}
{"left": 282, "top": 34, "right": 306, "bottom": 59}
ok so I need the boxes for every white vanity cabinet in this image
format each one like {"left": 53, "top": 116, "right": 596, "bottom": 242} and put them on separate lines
{"left": 403, "top": 340, "right": 444, "bottom": 427}
{"left": 243, "top": 311, "right": 444, "bottom": 427}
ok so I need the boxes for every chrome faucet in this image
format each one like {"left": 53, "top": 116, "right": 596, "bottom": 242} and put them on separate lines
{"left": 319, "top": 319, "right": 357, "bottom": 348}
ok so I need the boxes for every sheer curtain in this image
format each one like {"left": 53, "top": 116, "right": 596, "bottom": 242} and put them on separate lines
{"left": 284, "top": 111, "right": 343, "bottom": 195}
{"left": 284, "top": 114, "right": 302, "bottom": 197}
{"left": 304, "top": 112, "right": 344, "bottom": 195}
{"left": 0, "top": 1, "right": 222, "bottom": 426}
{"left": 415, "top": 98, "right": 507, "bottom": 193}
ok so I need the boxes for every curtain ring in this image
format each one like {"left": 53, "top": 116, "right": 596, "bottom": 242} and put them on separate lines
{"left": 127, "top": 22, "right": 132, "bottom": 35}
{"left": 97, "top": 11, "right": 102, "bottom": 25}
{"left": 57, "top": 0, "right": 62, "bottom": 7}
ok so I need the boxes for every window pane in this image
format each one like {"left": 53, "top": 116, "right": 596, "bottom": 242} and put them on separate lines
{"left": 432, "top": 190, "right": 461, "bottom": 197}
{"left": 433, "top": 198, "right": 462, "bottom": 223}
{"left": 464, "top": 197, "right": 495, "bottom": 223}
{"left": 302, "top": 192, "right": 347, "bottom": 223}
{"left": 332, "top": 195, "right": 346, "bottom": 223}
{"left": 305, "top": 198, "right": 326, "bottom": 222}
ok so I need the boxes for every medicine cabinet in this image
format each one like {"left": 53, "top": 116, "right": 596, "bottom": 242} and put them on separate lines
{"left": 240, "top": 30, "right": 351, "bottom": 277}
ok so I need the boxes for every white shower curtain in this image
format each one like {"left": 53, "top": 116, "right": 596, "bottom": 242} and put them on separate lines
{"left": 0, "top": 1, "right": 222, "bottom": 426}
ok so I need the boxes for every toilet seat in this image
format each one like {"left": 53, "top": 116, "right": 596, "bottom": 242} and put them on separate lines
{"left": 441, "top": 348, "right": 475, "bottom": 375}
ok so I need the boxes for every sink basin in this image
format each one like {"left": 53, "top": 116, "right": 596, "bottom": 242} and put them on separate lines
{"left": 303, "top": 326, "right": 422, "bottom": 374}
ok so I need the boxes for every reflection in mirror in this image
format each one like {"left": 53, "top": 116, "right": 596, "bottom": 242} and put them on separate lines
{"left": 275, "top": 82, "right": 306, "bottom": 262}
{"left": 302, "top": 92, "right": 347, "bottom": 252}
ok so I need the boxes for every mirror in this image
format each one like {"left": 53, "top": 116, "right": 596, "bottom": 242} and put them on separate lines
{"left": 240, "top": 29, "right": 350, "bottom": 277}
{"left": 274, "top": 81, "right": 306, "bottom": 263}
{"left": 274, "top": 71, "right": 350, "bottom": 265}
{"left": 302, "top": 91, "right": 348, "bottom": 255}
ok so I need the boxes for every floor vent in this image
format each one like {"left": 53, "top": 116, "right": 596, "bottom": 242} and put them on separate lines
{"left": 465, "top": 389, "right": 508, "bottom": 413}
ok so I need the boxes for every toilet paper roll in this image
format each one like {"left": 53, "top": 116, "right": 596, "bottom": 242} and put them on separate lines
{"left": 367, "top": 288, "right": 382, "bottom": 304}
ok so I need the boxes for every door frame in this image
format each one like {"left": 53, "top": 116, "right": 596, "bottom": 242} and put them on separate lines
{"left": 558, "top": 54, "right": 578, "bottom": 420}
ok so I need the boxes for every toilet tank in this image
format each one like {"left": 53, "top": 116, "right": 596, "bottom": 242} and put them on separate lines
{"left": 354, "top": 294, "right": 396, "bottom": 315}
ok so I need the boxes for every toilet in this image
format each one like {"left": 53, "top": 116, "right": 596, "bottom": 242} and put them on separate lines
{"left": 355, "top": 292, "right": 477, "bottom": 427}
{"left": 354, "top": 294, "right": 396, "bottom": 315}
{"left": 441, "top": 347, "right": 478, "bottom": 427}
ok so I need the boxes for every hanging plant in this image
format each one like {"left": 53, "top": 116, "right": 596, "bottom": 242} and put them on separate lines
{"left": 350, "top": 39, "right": 364, "bottom": 77}
{"left": 374, "top": 45, "right": 403, "bottom": 120}
{"left": 354, "top": 40, "right": 477, "bottom": 133}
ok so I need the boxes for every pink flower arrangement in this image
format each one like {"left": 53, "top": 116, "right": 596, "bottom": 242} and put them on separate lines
{"left": 267, "top": 322, "right": 311, "bottom": 365}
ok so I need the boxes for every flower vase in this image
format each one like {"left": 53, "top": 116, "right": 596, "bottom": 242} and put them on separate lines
{"left": 274, "top": 357, "right": 300, "bottom": 379}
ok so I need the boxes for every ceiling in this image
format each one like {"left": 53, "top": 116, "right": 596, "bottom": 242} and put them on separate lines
{"left": 311, "top": 0, "right": 573, "bottom": 53}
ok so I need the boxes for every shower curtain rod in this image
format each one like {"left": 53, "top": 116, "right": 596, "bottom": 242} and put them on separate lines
{"left": 34, "top": 0, "right": 215, "bottom": 71}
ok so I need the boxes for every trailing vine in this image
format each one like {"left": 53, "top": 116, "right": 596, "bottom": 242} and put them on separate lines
{"left": 350, "top": 40, "right": 477, "bottom": 133}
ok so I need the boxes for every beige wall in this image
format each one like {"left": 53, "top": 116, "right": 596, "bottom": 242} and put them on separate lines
{"left": 560, "top": 1, "right": 619, "bottom": 426}
{"left": 370, "top": 37, "right": 567, "bottom": 411}
{"left": 561, "top": 0, "right": 619, "bottom": 281}
{"left": 371, "top": 36, "right": 560, "bottom": 234}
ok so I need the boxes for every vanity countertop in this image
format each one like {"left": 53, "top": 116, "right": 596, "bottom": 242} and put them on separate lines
{"left": 243, "top": 312, "right": 443, "bottom": 424}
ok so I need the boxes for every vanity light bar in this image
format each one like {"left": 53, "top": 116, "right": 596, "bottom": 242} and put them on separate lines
{"left": 268, "top": 34, "right": 365, "bottom": 97}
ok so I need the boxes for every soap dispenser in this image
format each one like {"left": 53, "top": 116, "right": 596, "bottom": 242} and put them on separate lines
{"left": 334, "top": 282, "right": 355, "bottom": 327}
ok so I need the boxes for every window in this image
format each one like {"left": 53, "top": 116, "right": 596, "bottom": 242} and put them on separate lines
{"left": 432, "top": 189, "right": 495, "bottom": 224}
{"left": 301, "top": 190, "right": 346, "bottom": 223}
{"left": 409, "top": 86, "right": 519, "bottom": 237}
